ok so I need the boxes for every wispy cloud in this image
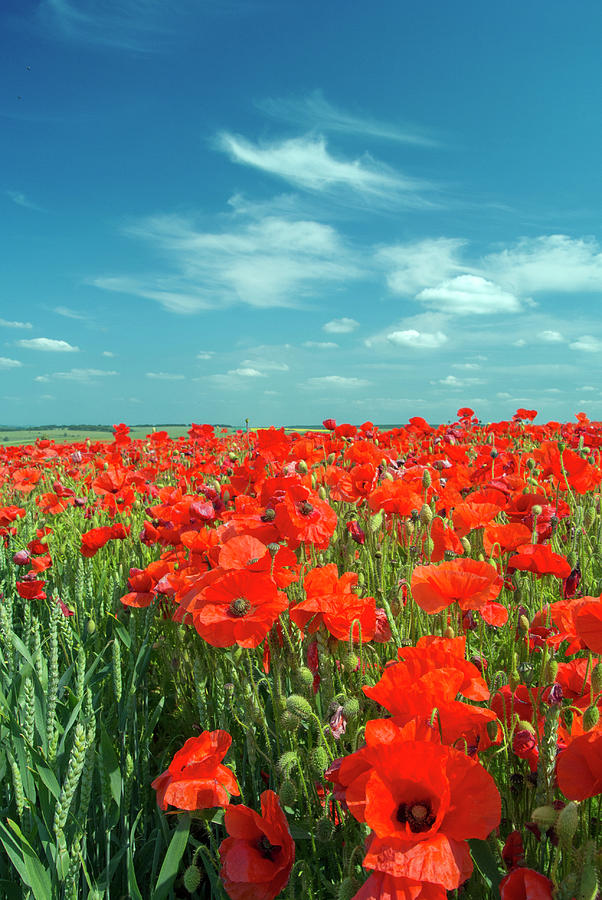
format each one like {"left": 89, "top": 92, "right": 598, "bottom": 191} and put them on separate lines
{"left": 0, "top": 357, "right": 23, "bottom": 369}
{"left": 322, "top": 317, "right": 359, "bottom": 334}
{"left": 146, "top": 372, "right": 186, "bottom": 380}
{"left": 538, "top": 330, "right": 564, "bottom": 342}
{"left": 93, "top": 211, "right": 361, "bottom": 313}
{"left": 35, "top": 368, "right": 117, "bottom": 382}
{"left": 17, "top": 337, "right": 79, "bottom": 352}
{"left": 217, "top": 133, "right": 431, "bottom": 206}
{"left": 6, "top": 190, "right": 42, "bottom": 211}
{"left": 302, "top": 341, "right": 339, "bottom": 349}
{"left": 197, "top": 350, "right": 215, "bottom": 360}
{"left": 257, "top": 90, "right": 438, "bottom": 147}
{"left": 54, "top": 306, "right": 89, "bottom": 321}
{"left": 36, "top": 0, "right": 207, "bottom": 52}
{"left": 569, "top": 335, "right": 602, "bottom": 353}
{"left": 305, "top": 375, "right": 370, "bottom": 389}
{"left": 0, "top": 318, "right": 32, "bottom": 329}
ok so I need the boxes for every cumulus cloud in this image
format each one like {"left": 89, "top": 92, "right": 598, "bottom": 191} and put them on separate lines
{"left": 0, "top": 357, "right": 22, "bottom": 369}
{"left": 102, "top": 350, "right": 115, "bottom": 357}
{"left": 227, "top": 367, "right": 266, "bottom": 377}
{"left": 322, "top": 317, "right": 359, "bottom": 334}
{"left": 146, "top": 372, "right": 185, "bottom": 380}
{"left": 569, "top": 335, "right": 602, "bottom": 353}
{"left": 305, "top": 375, "right": 370, "bottom": 388}
{"left": 17, "top": 338, "right": 79, "bottom": 352}
{"left": 376, "top": 238, "right": 467, "bottom": 296}
{"left": 538, "top": 330, "right": 564, "bottom": 342}
{"left": 417, "top": 275, "right": 521, "bottom": 315}
{"left": 302, "top": 341, "right": 339, "bottom": 349}
{"left": 217, "top": 133, "right": 429, "bottom": 205}
{"left": 386, "top": 329, "right": 447, "bottom": 349}
{"left": 93, "top": 212, "right": 361, "bottom": 313}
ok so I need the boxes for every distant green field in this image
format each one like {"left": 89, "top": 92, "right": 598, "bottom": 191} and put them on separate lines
{"left": 0, "top": 425, "right": 194, "bottom": 446}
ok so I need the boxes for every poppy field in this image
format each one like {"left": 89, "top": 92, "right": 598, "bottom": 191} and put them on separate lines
{"left": 1, "top": 409, "right": 602, "bottom": 900}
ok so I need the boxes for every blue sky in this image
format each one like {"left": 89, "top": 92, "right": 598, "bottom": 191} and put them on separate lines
{"left": 2, "top": 0, "right": 602, "bottom": 426}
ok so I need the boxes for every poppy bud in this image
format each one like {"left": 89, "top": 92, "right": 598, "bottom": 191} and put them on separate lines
{"left": 327, "top": 453, "right": 336, "bottom": 465}
{"left": 422, "top": 469, "right": 432, "bottom": 488}
{"left": 183, "top": 865, "right": 202, "bottom": 894}
{"left": 444, "top": 625, "right": 455, "bottom": 638}
{"left": 296, "top": 459, "right": 308, "bottom": 474}
{"left": 531, "top": 805, "right": 558, "bottom": 831}
{"left": 318, "top": 485, "right": 327, "bottom": 500}
{"left": 337, "top": 878, "right": 361, "bottom": 900}
{"left": 278, "top": 779, "right": 296, "bottom": 806}
{"left": 486, "top": 720, "right": 500, "bottom": 741}
{"left": 280, "top": 711, "right": 300, "bottom": 732}
{"left": 545, "top": 659, "right": 559, "bottom": 683}
{"left": 296, "top": 666, "right": 315, "bottom": 691}
{"left": 461, "top": 537, "right": 471, "bottom": 554}
{"left": 531, "top": 504, "right": 543, "bottom": 517}
{"left": 518, "top": 615, "right": 530, "bottom": 636}
{"left": 86, "top": 619, "right": 96, "bottom": 635}
{"left": 567, "top": 550, "right": 578, "bottom": 569}
{"left": 419, "top": 503, "right": 433, "bottom": 526}
{"left": 286, "top": 694, "right": 313, "bottom": 720}
{"left": 490, "top": 448, "right": 498, "bottom": 459}
{"left": 12, "top": 549, "right": 30, "bottom": 566}
{"left": 583, "top": 705, "right": 600, "bottom": 731}
{"left": 343, "top": 697, "right": 360, "bottom": 719}
{"left": 342, "top": 651, "right": 359, "bottom": 673}
{"left": 315, "top": 816, "right": 334, "bottom": 843}
{"left": 556, "top": 801, "right": 579, "bottom": 846}
{"left": 308, "top": 746, "right": 328, "bottom": 777}
{"left": 277, "top": 751, "right": 298, "bottom": 777}
{"left": 591, "top": 662, "right": 602, "bottom": 694}
{"left": 584, "top": 507, "right": 595, "bottom": 529}
{"left": 526, "top": 458, "right": 536, "bottom": 470}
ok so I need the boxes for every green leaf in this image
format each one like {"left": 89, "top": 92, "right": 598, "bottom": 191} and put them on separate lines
{"left": 100, "top": 723, "right": 122, "bottom": 806}
{"left": 112, "top": 616, "right": 132, "bottom": 649}
{"left": 151, "top": 813, "right": 191, "bottom": 900}
{"left": 0, "top": 819, "right": 52, "bottom": 899}
{"left": 127, "top": 811, "right": 144, "bottom": 900}
{"left": 469, "top": 838, "right": 502, "bottom": 892}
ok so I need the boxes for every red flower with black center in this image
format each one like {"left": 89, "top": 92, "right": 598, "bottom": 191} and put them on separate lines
{"left": 411, "top": 559, "right": 503, "bottom": 614}
{"left": 290, "top": 564, "right": 376, "bottom": 641}
{"left": 192, "top": 569, "right": 289, "bottom": 648}
{"left": 219, "top": 790, "right": 295, "bottom": 900}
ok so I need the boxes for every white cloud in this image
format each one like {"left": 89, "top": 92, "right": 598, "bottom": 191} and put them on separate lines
{"left": 305, "top": 375, "right": 370, "bottom": 389}
{"left": 538, "top": 330, "right": 563, "bottom": 342}
{"left": 146, "top": 372, "right": 186, "bottom": 380}
{"left": 54, "top": 306, "right": 88, "bottom": 320}
{"left": 257, "top": 90, "right": 438, "bottom": 147}
{"left": 386, "top": 329, "right": 447, "bottom": 349}
{"left": 323, "top": 317, "right": 359, "bottom": 334}
{"left": 569, "top": 335, "right": 602, "bottom": 353}
{"left": 513, "top": 338, "right": 527, "bottom": 347}
{"left": 581, "top": 386, "right": 596, "bottom": 391}
{"left": 436, "top": 374, "right": 483, "bottom": 388}
{"left": 17, "top": 338, "right": 79, "bottom": 352}
{"left": 197, "top": 350, "right": 215, "bottom": 360}
{"left": 417, "top": 275, "right": 521, "bottom": 315}
{"left": 227, "top": 367, "right": 266, "bottom": 377}
{"left": 452, "top": 362, "right": 480, "bottom": 370}
{"left": 484, "top": 235, "right": 602, "bottom": 294}
{"left": 302, "top": 341, "right": 339, "bottom": 349}
{"left": 102, "top": 350, "right": 115, "bottom": 357}
{"left": 0, "top": 357, "right": 22, "bottom": 369}
{"left": 93, "top": 213, "right": 361, "bottom": 313}
{"left": 376, "top": 238, "right": 467, "bottom": 296}
{"left": 217, "top": 133, "right": 428, "bottom": 204}
{"left": 0, "top": 318, "right": 32, "bottom": 329}
{"left": 41, "top": 368, "right": 118, "bottom": 382}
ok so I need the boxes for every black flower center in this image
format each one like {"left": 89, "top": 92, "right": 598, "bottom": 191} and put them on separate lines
{"left": 257, "top": 835, "right": 281, "bottom": 861}
{"left": 299, "top": 501, "right": 313, "bottom": 516}
{"left": 228, "top": 597, "right": 250, "bottom": 618}
{"left": 396, "top": 799, "right": 436, "bottom": 833}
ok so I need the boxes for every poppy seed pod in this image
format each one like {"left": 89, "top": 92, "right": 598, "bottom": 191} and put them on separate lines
{"left": 583, "top": 705, "right": 600, "bottom": 731}
{"left": 419, "top": 503, "right": 433, "bottom": 526}
{"left": 591, "top": 662, "right": 602, "bottom": 694}
{"left": 531, "top": 804, "right": 558, "bottom": 830}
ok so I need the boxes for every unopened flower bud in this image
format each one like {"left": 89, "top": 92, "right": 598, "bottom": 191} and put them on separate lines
{"left": 183, "top": 865, "right": 202, "bottom": 894}
{"left": 342, "top": 651, "right": 359, "bottom": 673}
{"left": 296, "top": 666, "right": 315, "bottom": 690}
{"left": 531, "top": 805, "right": 558, "bottom": 831}
{"left": 583, "top": 705, "right": 600, "bottom": 731}
{"left": 545, "top": 659, "right": 559, "bottom": 683}
{"left": 342, "top": 697, "right": 360, "bottom": 720}
{"left": 518, "top": 615, "right": 531, "bottom": 636}
{"left": 278, "top": 779, "right": 296, "bottom": 806}
{"left": 308, "top": 746, "right": 329, "bottom": 777}
{"left": 318, "top": 485, "right": 327, "bottom": 500}
{"left": 567, "top": 550, "right": 578, "bottom": 569}
{"left": 286, "top": 694, "right": 313, "bottom": 720}
{"left": 86, "top": 619, "right": 96, "bottom": 635}
{"left": 486, "top": 720, "right": 500, "bottom": 741}
{"left": 584, "top": 507, "right": 595, "bottom": 529}
{"left": 315, "top": 816, "right": 334, "bottom": 843}
{"left": 422, "top": 469, "right": 432, "bottom": 489}
{"left": 556, "top": 801, "right": 579, "bottom": 846}
{"left": 296, "top": 459, "right": 308, "bottom": 474}
{"left": 444, "top": 625, "right": 455, "bottom": 639}
{"left": 338, "top": 877, "right": 361, "bottom": 900}
{"left": 12, "top": 549, "right": 30, "bottom": 566}
{"left": 419, "top": 503, "right": 433, "bottom": 526}
{"left": 510, "top": 670, "right": 521, "bottom": 692}
{"left": 460, "top": 537, "right": 471, "bottom": 554}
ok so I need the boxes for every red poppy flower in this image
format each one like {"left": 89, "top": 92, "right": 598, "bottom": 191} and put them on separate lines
{"left": 482, "top": 522, "right": 532, "bottom": 558}
{"left": 0, "top": 505, "right": 26, "bottom": 527}
{"left": 452, "top": 501, "right": 501, "bottom": 538}
{"left": 80, "top": 525, "right": 113, "bottom": 557}
{"left": 429, "top": 517, "right": 464, "bottom": 563}
{"left": 337, "top": 719, "right": 500, "bottom": 890}
{"left": 556, "top": 724, "right": 602, "bottom": 800}
{"left": 411, "top": 559, "right": 503, "bottom": 614}
{"left": 290, "top": 564, "right": 376, "bottom": 641}
{"left": 219, "top": 790, "right": 295, "bottom": 900}
{"left": 367, "top": 480, "right": 423, "bottom": 517}
{"left": 352, "top": 871, "right": 447, "bottom": 899}
{"left": 508, "top": 543, "right": 572, "bottom": 578}
{"left": 397, "top": 636, "right": 489, "bottom": 700}
{"left": 501, "top": 831, "right": 524, "bottom": 870}
{"left": 273, "top": 484, "right": 338, "bottom": 550}
{"left": 16, "top": 579, "right": 46, "bottom": 600}
{"left": 193, "top": 570, "right": 289, "bottom": 648}
{"left": 151, "top": 730, "right": 239, "bottom": 811}
{"left": 499, "top": 867, "right": 553, "bottom": 900}
{"left": 574, "top": 596, "right": 602, "bottom": 653}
